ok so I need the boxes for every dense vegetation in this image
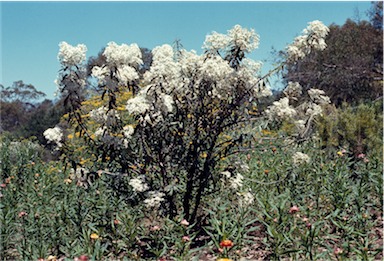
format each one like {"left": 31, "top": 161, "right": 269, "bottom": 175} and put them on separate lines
{"left": 0, "top": 4, "right": 382, "bottom": 260}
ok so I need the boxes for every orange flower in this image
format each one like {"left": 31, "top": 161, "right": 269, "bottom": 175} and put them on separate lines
{"left": 217, "top": 259, "right": 233, "bottom": 261}
{"left": 219, "top": 239, "right": 234, "bottom": 248}
{"left": 90, "top": 233, "right": 99, "bottom": 240}
{"left": 264, "top": 169, "right": 269, "bottom": 175}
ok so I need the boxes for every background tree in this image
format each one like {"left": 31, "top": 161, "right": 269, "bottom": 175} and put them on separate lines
{"left": 367, "top": 1, "right": 383, "bottom": 30}
{"left": 0, "top": 81, "right": 64, "bottom": 143}
{"left": 281, "top": 4, "right": 383, "bottom": 106}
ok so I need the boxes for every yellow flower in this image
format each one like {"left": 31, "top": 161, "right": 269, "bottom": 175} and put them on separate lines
{"left": 337, "top": 151, "right": 343, "bottom": 156}
{"left": 200, "top": 152, "right": 207, "bottom": 158}
{"left": 90, "top": 233, "right": 99, "bottom": 240}
{"left": 64, "top": 178, "right": 72, "bottom": 184}
{"left": 67, "top": 134, "right": 74, "bottom": 139}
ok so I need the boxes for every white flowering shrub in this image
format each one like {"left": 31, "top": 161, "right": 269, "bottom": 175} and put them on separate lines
{"left": 51, "top": 21, "right": 329, "bottom": 222}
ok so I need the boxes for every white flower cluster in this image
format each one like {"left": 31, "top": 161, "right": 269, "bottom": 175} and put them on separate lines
{"left": 308, "top": 88, "right": 331, "bottom": 105}
{"left": 144, "top": 44, "right": 180, "bottom": 90}
{"left": 265, "top": 97, "right": 297, "bottom": 121}
{"left": 89, "top": 106, "right": 120, "bottom": 126}
{"left": 284, "top": 82, "right": 303, "bottom": 100}
{"left": 144, "top": 191, "right": 165, "bottom": 208}
{"left": 126, "top": 93, "right": 151, "bottom": 115}
{"left": 203, "top": 24, "right": 260, "bottom": 53}
{"left": 286, "top": 20, "right": 329, "bottom": 62}
{"left": 43, "top": 126, "right": 63, "bottom": 148}
{"left": 69, "top": 167, "right": 90, "bottom": 188}
{"left": 161, "top": 94, "right": 175, "bottom": 113}
{"left": 122, "top": 125, "right": 135, "bottom": 148}
{"left": 94, "top": 126, "right": 107, "bottom": 137}
{"left": 116, "top": 65, "right": 140, "bottom": 84}
{"left": 238, "top": 191, "right": 254, "bottom": 206}
{"left": 202, "top": 32, "right": 230, "bottom": 51}
{"left": 230, "top": 173, "right": 244, "bottom": 190}
{"left": 199, "top": 55, "right": 234, "bottom": 82}
{"left": 91, "top": 41, "right": 143, "bottom": 86}
{"left": 228, "top": 24, "right": 260, "bottom": 52}
{"left": 91, "top": 66, "right": 109, "bottom": 85}
{"left": 129, "top": 175, "right": 149, "bottom": 192}
{"left": 292, "top": 151, "right": 310, "bottom": 166}
{"left": 58, "top": 42, "right": 87, "bottom": 67}
{"left": 103, "top": 41, "right": 142, "bottom": 67}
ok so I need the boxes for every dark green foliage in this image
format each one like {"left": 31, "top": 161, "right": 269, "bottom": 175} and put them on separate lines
{"left": 316, "top": 100, "right": 383, "bottom": 157}
{"left": 282, "top": 16, "right": 383, "bottom": 106}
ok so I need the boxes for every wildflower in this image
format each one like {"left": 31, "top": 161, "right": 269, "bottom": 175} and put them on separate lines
{"left": 126, "top": 94, "right": 151, "bottom": 115}
{"left": 221, "top": 171, "right": 231, "bottom": 178}
{"left": 217, "top": 259, "right": 233, "bottom": 261}
{"left": 292, "top": 152, "right": 310, "bottom": 166}
{"left": 334, "top": 247, "right": 343, "bottom": 255}
{"left": 357, "top": 153, "right": 366, "bottom": 159}
{"left": 47, "top": 255, "right": 57, "bottom": 261}
{"left": 150, "top": 225, "right": 161, "bottom": 231}
{"left": 264, "top": 169, "right": 269, "bottom": 175}
{"left": 230, "top": 173, "right": 244, "bottom": 189}
{"left": 58, "top": 41, "right": 87, "bottom": 66}
{"left": 75, "top": 255, "right": 89, "bottom": 261}
{"left": 0, "top": 183, "right": 6, "bottom": 188}
{"left": 180, "top": 219, "right": 190, "bottom": 226}
{"left": 90, "top": 233, "right": 99, "bottom": 240}
{"left": 219, "top": 239, "right": 234, "bottom": 248}
{"left": 64, "top": 178, "right": 72, "bottom": 184}
{"left": 308, "top": 88, "right": 331, "bottom": 105}
{"left": 114, "top": 219, "right": 120, "bottom": 225}
{"left": 284, "top": 82, "right": 302, "bottom": 99}
{"left": 144, "top": 191, "right": 165, "bottom": 208}
{"left": 289, "top": 206, "right": 300, "bottom": 214}
{"left": 43, "top": 126, "right": 63, "bottom": 148}
{"left": 128, "top": 175, "right": 149, "bottom": 192}
{"left": 116, "top": 64, "right": 140, "bottom": 84}
{"left": 18, "top": 211, "right": 28, "bottom": 218}
{"left": 238, "top": 191, "right": 254, "bottom": 206}
{"left": 337, "top": 151, "right": 344, "bottom": 156}
{"left": 306, "top": 222, "right": 312, "bottom": 229}
{"left": 103, "top": 41, "right": 142, "bottom": 67}
{"left": 0, "top": 193, "right": 3, "bottom": 198}
{"left": 5, "top": 177, "right": 11, "bottom": 184}
{"left": 265, "top": 97, "right": 297, "bottom": 121}
{"left": 161, "top": 94, "right": 174, "bottom": 113}
{"left": 182, "top": 236, "right": 191, "bottom": 242}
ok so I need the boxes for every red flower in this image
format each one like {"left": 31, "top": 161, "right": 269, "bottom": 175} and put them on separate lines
{"left": 0, "top": 183, "right": 6, "bottom": 188}
{"left": 219, "top": 239, "right": 234, "bottom": 248}
{"left": 80, "top": 255, "right": 89, "bottom": 261}
{"left": 180, "top": 219, "right": 190, "bottom": 226}
{"left": 289, "top": 205, "right": 299, "bottom": 214}
{"left": 18, "top": 211, "right": 28, "bottom": 218}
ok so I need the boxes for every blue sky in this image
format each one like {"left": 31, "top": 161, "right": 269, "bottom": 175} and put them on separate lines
{"left": 1, "top": 1, "right": 372, "bottom": 100}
